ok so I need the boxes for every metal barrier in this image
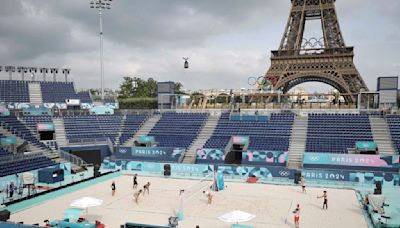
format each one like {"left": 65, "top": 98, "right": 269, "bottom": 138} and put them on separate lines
{"left": 57, "top": 150, "right": 90, "bottom": 167}
{"left": 67, "top": 138, "right": 108, "bottom": 145}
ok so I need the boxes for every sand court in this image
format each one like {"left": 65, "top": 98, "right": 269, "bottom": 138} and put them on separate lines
{"left": 10, "top": 174, "right": 368, "bottom": 228}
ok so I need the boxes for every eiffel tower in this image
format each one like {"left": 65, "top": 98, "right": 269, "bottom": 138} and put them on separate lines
{"left": 264, "top": 0, "right": 368, "bottom": 102}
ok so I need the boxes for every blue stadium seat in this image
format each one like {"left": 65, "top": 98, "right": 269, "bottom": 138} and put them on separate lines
{"left": 0, "top": 155, "right": 56, "bottom": 177}
{"left": 148, "top": 112, "right": 209, "bottom": 149}
{"left": 306, "top": 114, "right": 373, "bottom": 154}
{"left": 63, "top": 115, "right": 125, "bottom": 145}
{"left": 0, "top": 80, "right": 29, "bottom": 103}
{"left": 386, "top": 115, "right": 400, "bottom": 153}
{"left": 119, "top": 115, "right": 149, "bottom": 145}
{"left": 0, "top": 116, "right": 49, "bottom": 149}
{"left": 203, "top": 113, "right": 294, "bottom": 151}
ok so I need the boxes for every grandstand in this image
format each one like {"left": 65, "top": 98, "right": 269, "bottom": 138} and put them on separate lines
{"left": 0, "top": 77, "right": 399, "bottom": 227}
{"left": 203, "top": 113, "right": 294, "bottom": 151}
{"left": 0, "top": 79, "right": 92, "bottom": 104}
{"left": 148, "top": 112, "right": 209, "bottom": 148}
{"left": 63, "top": 115, "right": 123, "bottom": 144}
{"left": 306, "top": 113, "right": 373, "bottom": 154}
{"left": 0, "top": 80, "right": 30, "bottom": 103}
{"left": 1, "top": 0, "right": 400, "bottom": 226}
{"left": 386, "top": 115, "right": 400, "bottom": 152}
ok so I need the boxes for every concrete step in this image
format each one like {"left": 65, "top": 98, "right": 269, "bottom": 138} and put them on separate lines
{"left": 287, "top": 116, "right": 308, "bottom": 168}
{"left": 369, "top": 116, "right": 396, "bottom": 155}
{"left": 53, "top": 118, "right": 68, "bottom": 147}
{"left": 123, "top": 115, "right": 161, "bottom": 146}
{"left": 28, "top": 82, "right": 43, "bottom": 105}
{"left": 182, "top": 115, "right": 220, "bottom": 164}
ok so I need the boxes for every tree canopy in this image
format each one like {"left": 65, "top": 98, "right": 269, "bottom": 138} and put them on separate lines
{"left": 118, "top": 76, "right": 184, "bottom": 99}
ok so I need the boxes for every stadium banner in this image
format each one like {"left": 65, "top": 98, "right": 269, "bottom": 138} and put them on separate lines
{"left": 115, "top": 146, "right": 184, "bottom": 162}
{"left": 355, "top": 141, "right": 377, "bottom": 150}
{"left": 89, "top": 105, "right": 114, "bottom": 115}
{"left": 303, "top": 153, "right": 399, "bottom": 168}
{"left": 101, "top": 159, "right": 213, "bottom": 175}
{"left": 242, "top": 151, "right": 287, "bottom": 165}
{"left": 232, "top": 136, "right": 249, "bottom": 145}
{"left": 101, "top": 159, "right": 293, "bottom": 179}
{"left": 170, "top": 163, "right": 213, "bottom": 175}
{"left": 22, "top": 105, "right": 51, "bottom": 116}
{"left": 37, "top": 123, "right": 55, "bottom": 132}
{"left": 216, "top": 165, "right": 294, "bottom": 179}
{"left": 0, "top": 137, "right": 17, "bottom": 145}
{"left": 138, "top": 135, "right": 155, "bottom": 144}
{"left": 303, "top": 169, "right": 400, "bottom": 186}
{"left": 196, "top": 149, "right": 225, "bottom": 163}
{"left": 303, "top": 170, "right": 350, "bottom": 181}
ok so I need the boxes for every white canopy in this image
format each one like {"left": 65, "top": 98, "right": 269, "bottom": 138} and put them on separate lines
{"left": 70, "top": 197, "right": 103, "bottom": 209}
{"left": 218, "top": 210, "right": 256, "bottom": 223}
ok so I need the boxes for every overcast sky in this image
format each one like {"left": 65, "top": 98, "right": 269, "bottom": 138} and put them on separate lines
{"left": 0, "top": 0, "right": 399, "bottom": 92}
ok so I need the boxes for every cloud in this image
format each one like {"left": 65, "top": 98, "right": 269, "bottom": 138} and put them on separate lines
{"left": 0, "top": 0, "right": 399, "bottom": 92}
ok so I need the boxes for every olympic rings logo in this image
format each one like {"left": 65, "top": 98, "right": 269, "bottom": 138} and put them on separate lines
{"left": 279, "top": 170, "right": 290, "bottom": 177}
{"left": 247, "top": 76, "right": 273, "bottom": 91}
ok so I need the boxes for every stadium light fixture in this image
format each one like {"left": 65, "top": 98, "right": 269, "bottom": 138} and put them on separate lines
{"left": 50, "top": 68, "right": 59, "bottom": 82}
{"left": 29, "top": 67, "right": 37, "bottom": 81}
{"left": 40, "top": 68, "right": 48, "bottom": 81}
{"left": 17, "top": 66, "right": 28, "bottom": 81}
{"left": 90, "top": 0, "right": 113, "bottom": 103}
{"left": 5, "top": 66, "right": 15, "bottom": 80}
{"left": 62, "top": 68, "right": 71, "bottom": 82}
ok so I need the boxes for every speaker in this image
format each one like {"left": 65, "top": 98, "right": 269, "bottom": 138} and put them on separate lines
{"left": 164, "top": 164, "right": 171, "bottom": 176}
{"left": 294, "top": 171, "right": 301, "bottom": 184}
{"left": 0, "top": 210, "right": 10, "bottom": 222}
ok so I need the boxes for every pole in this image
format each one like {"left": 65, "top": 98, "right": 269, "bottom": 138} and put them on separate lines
{"left": 99, "top": 8, "right": 105, "bottom": 103}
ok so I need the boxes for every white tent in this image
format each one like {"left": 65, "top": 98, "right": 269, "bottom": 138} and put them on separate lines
{"left": 218, "top": 210, "right": 256, "bottom": 223}
{"left": 70, "top": 197, "right": 103, "bottom": 218}
{"left": 70, "top": 197, "right": 103, "bottom": 208}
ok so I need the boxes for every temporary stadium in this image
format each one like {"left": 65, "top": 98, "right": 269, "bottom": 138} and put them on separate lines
{"left": 0, "top": 0, "right": 399, "bottom": 228}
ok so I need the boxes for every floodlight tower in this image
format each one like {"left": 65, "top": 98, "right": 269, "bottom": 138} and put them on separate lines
{"left": 5, "top": 66, "right": 15, "bottom": 80}
{"left": 40, "top": 68, "right": 48, "bottom": 81}
{"left": 50, "top": 68, "right": 59, "bottom": 82}
{"left": 62, "top": 68, "right": 71, "bottom": 82}
{"left": 17, "top": 66, "right": 28, "bottom": 81}
{"left": 29, "top": 67, "right": 37, "bottom": 81}
{"left": 90, "top": 0, "right": 112, "bottom": 102}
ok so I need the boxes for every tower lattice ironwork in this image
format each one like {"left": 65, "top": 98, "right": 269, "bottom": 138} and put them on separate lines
{"left": 264, "top": 0, "right": 368, "bottom": 102}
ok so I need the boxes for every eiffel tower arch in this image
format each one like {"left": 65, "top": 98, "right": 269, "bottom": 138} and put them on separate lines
{"left": 264, "top": 0, "right": 368, "bottom": 103}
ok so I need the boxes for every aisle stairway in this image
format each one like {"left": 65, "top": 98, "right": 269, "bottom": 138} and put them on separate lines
{"left": 369, "top": 116, "right": 396, "bottom": 155}
{"left": 53, "top": 118, "right": 68, "bottom": 147}
{"left": 287, "top": 115, "right": 308, "bottom": 169}
{"left": 182, "top": 114, "right": 220, "bottom": 164}
{"left": 28, "top": 82, "right": 43, "bottom": 105}
{"left": 123, "top": 114, "right": 161, "bottom": 146}
{"left": 115, "top": 115, "right": 127, "bottom": 144}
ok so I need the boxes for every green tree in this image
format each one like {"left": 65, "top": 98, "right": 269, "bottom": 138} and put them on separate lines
{"left": 118, "top": 76, "right": 184, "bottom": 99}
{"left": 134, "top": 77, "right": 157, "bottom": 97}
{"left": 174, "top": 82, "right": 184, "bottom": 94}
{"left": 118, "top": 77, "right": 136, "bottom": 98}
